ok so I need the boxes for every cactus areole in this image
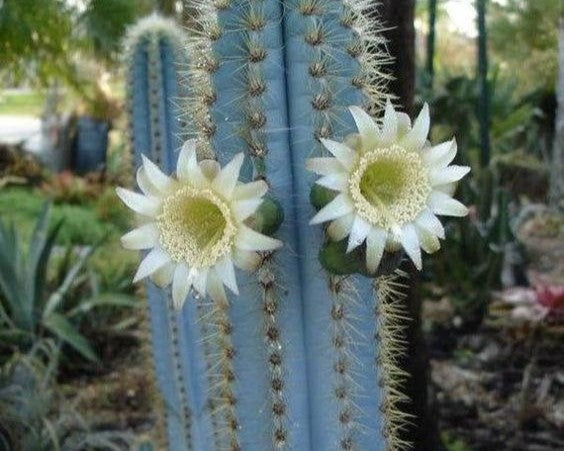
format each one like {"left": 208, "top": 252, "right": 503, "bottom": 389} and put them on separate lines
{"left": 122, "top": 4, "right": 469, "bottom": 451}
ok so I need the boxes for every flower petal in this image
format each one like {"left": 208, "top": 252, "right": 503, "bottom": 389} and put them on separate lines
{"left": 366, "top": 228, "right": 387, "bottom": 274}
{"left": 236, "top": 226, "right": 282, "bottom": 251}
{"left": 215, "top": 257, "right": 239, "bottom": 295}
{"left": 327, "top": 214, "right": 355, "bottom": 241}
{"left": 349, "top": 106, "right": 379, "bottom": 143}
{"left": 116, "top": 187, "right": 161, "bottom": 217}
{"left": 423, "top": 139, "right": 457, "bottom": 168}
{"left": 427, "top": 191, "right": 468, "bottom": 217}
{"left": 429, "top": 165, "right": 470, "bottom": 186}
{"left": 306, "top": 157, "right": 345, "bottom": 176}
{"left": 232, "top": 248, "right": 261, "bottom": 271}
{"left": 316, "top": 173, "right": 348, "bottom": 191}
{"left": 177, "top": 140, "right": 208, "bottom": 187}
{"left": 172, "top": 263, "right": 190, "bottom": 310}
{"left": 415, "top": 225, "right": 441, "bottom": 254}
{"left": 310, "top": 193, "right": 354, "bottom": 225}
{"left": 121, "top": 223, "right": 160, "bottom": 250}
{"left": 396, "top": 112, "right": 412, "bottom": 138}
{"left": 381, "top": 99, "right": 399, "bottom": 143}
{"left": 194, "top": 267, "right": 209, "bottom": 296}
{"left": 136, "top": 167, "right": 159, "bottom": 196}
{"left": 142, "top": 155, "right": 173, "bottom": 192}
{"left": 319, "top": 139, "right": 355, "bottom": 169}
{"left": 400, "top": 223, "right": 422, "bottom": 270}
{"left": 347, "top": 216, "right": 371, "bottom": 253}
{"left": 212, "top": 152, "right": 245, "bottom": 199}
{"left": 207, "top": 271, "right": 228, "bottom": 304}
{"left": 233, "top": 198, "right": 263, "bottom": 221}
{"left": 133, "top": 248, "right": 170, "bottom": 282}
{"left": 151, "top": 262, "right": 175, "bottom": 288}
{"left": 233, "top": 180, "right": 268, "bottom": 200}
{"left": 415, "top": 209, "right": 445, "bottom": 239}
{"left": 199, "top": 159, "right": 221, "bottom": 180}
{"left": 400, "top": 103, "right": 430, "bottom": 151}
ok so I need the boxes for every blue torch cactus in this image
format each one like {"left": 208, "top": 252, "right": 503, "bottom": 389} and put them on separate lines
{"left": 122, "top": 3, "right": 469, "bottom": 451}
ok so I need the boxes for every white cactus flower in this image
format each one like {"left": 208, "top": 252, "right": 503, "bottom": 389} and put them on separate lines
{"left": 307, "top": 101, "right": 470, "bottom": 272}
{"left": 117, "top": 139, "right": 282, "bottom": 309}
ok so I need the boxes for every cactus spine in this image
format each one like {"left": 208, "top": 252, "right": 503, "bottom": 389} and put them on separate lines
{"left": 125, "top": 3, "right": 411, "bottom": 450}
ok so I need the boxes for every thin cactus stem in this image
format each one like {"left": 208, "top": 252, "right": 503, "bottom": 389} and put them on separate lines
{"left": 124, "top": 15, "right": 199, "bottom": 450}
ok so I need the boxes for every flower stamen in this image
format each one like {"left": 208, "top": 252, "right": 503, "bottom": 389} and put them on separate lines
{"left": 348, "top": 145, "right": 431, "bottom": 230}
{"left": 157, "top": 187, "right": 237, "bottom": 268}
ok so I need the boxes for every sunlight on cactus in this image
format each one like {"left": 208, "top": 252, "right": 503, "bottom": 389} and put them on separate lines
{"left": 122, "top": 3, "right": 468, "bottom": 450}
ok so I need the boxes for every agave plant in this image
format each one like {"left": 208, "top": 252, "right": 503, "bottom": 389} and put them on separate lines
{"left": 0, "top": 339, "right": 135, "bottom": 450}
{"left": 0, "top": 203, "right": 136, "bottom": 362}
{"left": 123, "top": 6, "right": 469, "bottom": 450}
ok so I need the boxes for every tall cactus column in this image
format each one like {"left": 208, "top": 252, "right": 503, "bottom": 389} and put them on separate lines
{"left": 123, "top": 15, "right": 197, "bottom": 450}
{"left": 188, "top": 1, "right": 311, "bottom": 448}
{"left": 282, "top": 1, "right": 391, "bottom": 449}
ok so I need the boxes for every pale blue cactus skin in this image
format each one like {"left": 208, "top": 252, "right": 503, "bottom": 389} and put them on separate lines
{"left": 126, "top": 3, "right": 393, "bottom": 450}
{"left": 125, "top": 18, "right": 203, "bottom": 450}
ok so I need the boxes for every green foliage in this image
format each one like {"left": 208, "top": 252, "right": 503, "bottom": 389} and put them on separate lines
{"left": 427, "top": 169, "right": 515, "bottom": 323}
{"left": 0, "top": 0, "right": 73, "bottom": 84}
{"left": 489, "top": 0, "right": 562, "bottom": 93}
{"left": 441, "top": 431, "right": 473, "bottom": 451}
{"left": 0, "top": 341, "right": 135, "bottom": 450}
{"left": 0, "top": 90, "right": 45, "bottom": 116}
{"left": 425, "top": 73, "right": 541, "bottom": 162}
{"left": 81, "top": 0, "right": 153, "bottom": 64}
{"left": 0, "top": 203, "right": 137, "bottom": 363}
{"left": 0, "top": 187, "right": 127, "bottom": 245}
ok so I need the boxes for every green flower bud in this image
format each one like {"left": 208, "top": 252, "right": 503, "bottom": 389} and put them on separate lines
{"left": 249, "top": 197, "right": 285, "bottom": 236}
{"left": 310, "top": 184, "right": 336, "bottom": 211}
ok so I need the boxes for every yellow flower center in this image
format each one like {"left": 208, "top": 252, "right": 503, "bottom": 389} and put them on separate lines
{"left": 157, "top": 186, "right": 236, "bottom": 268}
{"left": 349, "top": 145, "right": 431, "bottom": 229}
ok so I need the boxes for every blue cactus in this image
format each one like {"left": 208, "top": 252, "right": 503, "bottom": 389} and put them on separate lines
{"left": 124, "top": 4, "right": 413, "bottom": 450}
{"left": 123, "top": 15, "right": 196, "bottom": 451}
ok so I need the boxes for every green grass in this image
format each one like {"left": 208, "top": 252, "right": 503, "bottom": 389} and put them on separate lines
{"left": 0, "top": 187, "right": 128, "bottom": 245}
{"left": 0, "top": 90, "right": 45, "bottom": 116}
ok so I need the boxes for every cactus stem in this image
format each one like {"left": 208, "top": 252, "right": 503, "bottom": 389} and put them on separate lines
{"left": 329, "top": 276, "right": 365, "bottom": 450}
{"left": 258, "top": 252, "right": 289, "bottom": 449}
{"left": 205, "top": 297, "right": 241, "bottom": 450}
{"left": 373, "top": 270, "right": 415, "bottom": 451}
{"left": 167, "top": 300, "right": 194, "bottom": 449}
{"left": 147, "top": 36, "right": 166, "bottom": 166}
{"left": 196, "top": 301, "right": 224, "bottom": 449}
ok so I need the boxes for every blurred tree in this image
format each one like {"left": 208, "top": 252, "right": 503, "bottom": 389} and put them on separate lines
{"left": 0, "top": 0, "right": 74, "bottom": 86}
{"left": 0, "top": 0, "right": 154, "bottom": 87}
{"left": 552, "top": 21, "right": 564, "bottom": 208}
{"left": 157, "top": 0, "right": 177, "bottom": 16}
{"left": 82, "top": 0, "right": 154, "bottom": 65}
{"left": 426, "top": 0, "right": 438, "bottom": 90}
{"left": 489, "top": 0, "right": 562, "bottom": 93}
{"left": 477, "top": 0, "right": 491, "bottom": 168}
